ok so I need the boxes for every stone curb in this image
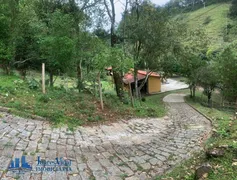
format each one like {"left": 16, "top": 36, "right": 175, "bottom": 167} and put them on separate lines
{"left": 0, "top": 106, "right": 46, "bottom": 121}
{"left": 157, "top": 87, "right": 189, "bottom": 95}
{"left": 185, "top": 102, "right": 213, "bottom": 127}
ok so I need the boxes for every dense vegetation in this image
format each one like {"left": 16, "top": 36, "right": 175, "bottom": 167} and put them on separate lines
{"left": 0, "top": 0, "right": 237, "bottom": 179}
{"left": 0, "top": 0, "right": 236, "bottom": 104}
{"left": 0, "top": 1, "right": 236, "bottom": 116}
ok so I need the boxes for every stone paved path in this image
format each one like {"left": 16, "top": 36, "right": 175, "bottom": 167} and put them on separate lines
{"left": 0, "top": 94, "right": 212, "bottom": 180}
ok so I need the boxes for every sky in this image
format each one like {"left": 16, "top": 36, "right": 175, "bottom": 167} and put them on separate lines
{"left": 114, "top": 0, "right": 170, "bottom": 23}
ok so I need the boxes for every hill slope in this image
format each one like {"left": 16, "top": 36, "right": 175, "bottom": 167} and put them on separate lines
{"left": 183, "top": 3, "right": 232, "bottom": 49}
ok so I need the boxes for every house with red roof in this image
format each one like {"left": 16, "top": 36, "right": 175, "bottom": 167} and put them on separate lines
{"left": 123, "top": 69, "right": 161, "bottom": 94}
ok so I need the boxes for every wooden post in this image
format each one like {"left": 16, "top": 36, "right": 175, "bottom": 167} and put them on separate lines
{"left": 98, "top": 72, "right": 104, "bottom": 110}
{"left": 42, "top": 63, "right": 45, "bottom": 94}
{"left": 128, "top": 82, "right": 134, "bottom": 107}
{"left": 235, "top": 97, "right": 237, "bottom": 119}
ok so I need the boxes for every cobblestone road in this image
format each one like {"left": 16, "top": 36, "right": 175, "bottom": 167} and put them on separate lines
{"left": 0, "top": 94, "right": 212, "bottom": 180}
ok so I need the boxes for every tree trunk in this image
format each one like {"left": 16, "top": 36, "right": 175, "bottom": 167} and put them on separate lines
{"left": 208, "top": 92, "right": 212, "bottom": 107}
{"left": 104, "top": 0, "right": 124, "bottom": 99}
{"left": 235, "top": 97, "right": 237, "bottom": 119}
{"left": 2, "top": 63, "right": 11, "bottom": 75}
{"left": 192, "top": 86, "right": 196, "bottom": 98}
{"left": 190, "top": 86, "right": 193, "bottom": 97}
{"left": 20, "top": 69, "right": 26, "bottom": 80}
{"left": 134, "top": 68, "right": 138, "bottom": 98}
{"left": 98, "top": 72, "right": 104, "bottom": 110}
{"left": 137, "top": 71, "right": 152, "bottom": 97}
{"left": 77, "top": 60, "right": 83, "bottom": 91}
{"left": 49, "top": 72, "right": 54, "bottom": 87}
{"left": 128, "top": 82, "right": 134, "bottom": 107}
{"left": 113, "top": 70, "right": 124, "bottom": 99}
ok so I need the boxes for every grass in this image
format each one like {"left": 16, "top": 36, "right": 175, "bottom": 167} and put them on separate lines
{"left": 184, "top": 3, "right": 232, "bottom": 49}
{"left": 156, "top": 89, "right": 237, "bottom": 180}
{"left": 0, "top": 71, "right": 188, "bottom": 129}
{"left": 0, "top": 73, "right": 121, "bottom": 129}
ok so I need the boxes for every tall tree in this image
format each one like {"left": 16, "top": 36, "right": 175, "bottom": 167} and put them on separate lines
{"left": 178, "top": 28, "right": 209, "bottom": 98}
{"left": 119, "top": 1, "right": 184, "bottom": 97}
{"left": 14, "top": 0, "right": 42, "bottom": 78}
{"left": 39, "top": 10, "right": 74, "bottom": 87}
{"left": 197, "top": 65, "right": 218, "bottom": 107}
{"left": 104, "top": 0, "right": 124, "bottom": 99}
{"left": 217, "top": 42, "right": 237, "bottom": 110}
{"left": 0, "top": 0, "right": 19, "bottom": 74}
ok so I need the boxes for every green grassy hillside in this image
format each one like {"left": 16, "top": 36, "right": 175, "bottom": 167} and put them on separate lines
{"left": 184, "top": 3, "right": 232, "bottom": 49}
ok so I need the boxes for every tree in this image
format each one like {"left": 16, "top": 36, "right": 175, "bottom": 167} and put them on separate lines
{"left": 92, "top": 45, "right": 133, "bottom": 109}
{"left": 119, "top": 1, "right": 184, "bottom": 97}
{"left": 75, "top": 32, "right": 103, "bottom": 91}
{"left": 197, "top": 65, "right": 218, "bottom": 107}
{"left": 104, "top": 0, "right": 124, "bottom": 99}
{"left": 0, "top": 0, "right": 19, "bottom": 74}
{"left": 39, "top": 10, "right": 74, "bottom": 87}
{"left": 13, "top": 0, "right": 42, "bottom": 79}
{"left": 178, "top": 28, "right": 209, "bottom": 98}
{"left": 216, "top": 42, "right": 237, "bottom": 111}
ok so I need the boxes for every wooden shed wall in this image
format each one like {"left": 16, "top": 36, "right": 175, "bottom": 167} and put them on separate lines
{"left": 148, "top": 76, "right": 161, "bottom": 94}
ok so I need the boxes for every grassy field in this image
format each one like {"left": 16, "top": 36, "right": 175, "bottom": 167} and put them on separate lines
{"left": 0, "top": 72, "right": 185, "bottom": 130}
{"left": 156, "top": 90, "right": 237, "bottom": 180}
{"left": 184, "top": 3, "right": 232, "bottom": 49}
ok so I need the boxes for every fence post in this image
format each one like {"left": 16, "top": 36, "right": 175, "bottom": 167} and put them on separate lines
{"left": 98, "top": 72, "right": 104, "bottom": 110}
{"left": 42, "top": 63, "right": 46, "bottom": 94}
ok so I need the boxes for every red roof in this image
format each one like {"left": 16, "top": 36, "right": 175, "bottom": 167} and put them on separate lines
{"left": 123, "top": 70, "right": 160, "bottom": 84}
{"left": 137, "top": 70, "right": 160, "bottom": 77}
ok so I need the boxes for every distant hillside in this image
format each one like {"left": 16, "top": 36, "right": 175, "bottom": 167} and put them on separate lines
{"left": 182, "top": 3, "right": 233, "bottom": 49}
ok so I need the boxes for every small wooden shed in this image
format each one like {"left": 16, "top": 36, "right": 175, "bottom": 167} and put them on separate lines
{"left": 123, "top": 70, "right": 161, "bottom": 94}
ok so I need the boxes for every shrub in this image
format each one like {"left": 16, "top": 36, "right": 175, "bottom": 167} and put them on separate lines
{"left": 28, "top": 79, "right": 39, "bottom": 90}
{"left": 203, "top": 16, "right": 212, "bottom": 25}
{"left": 94, "top": 115, "right": 103, "bottom": 121}
{"left": 38, "top": 95, "right": 50, "bottom": 103}
{"left": 8, "top": 101, "right": 22, "bottom": 109}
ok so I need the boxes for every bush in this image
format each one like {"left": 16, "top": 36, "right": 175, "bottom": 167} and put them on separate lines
{"left": 0, "top": 86, "right": 16, "bottom": 95}
{"left": 38, "top": 95, "right": 50, "bottom": 103}
{"left": 8, "top": 101, "right": 22, "bottom": 109}
{"left": 203, "top": 16, "right": 212, "bottom": 25}
{"left": 28, "top": 78, "right": 39, "bottom": 90}
{"left": 94, "top": 115, "right": 103, "bottom": 121}
{"left": 146, "top": 108, "right": 157, "bottom": 117}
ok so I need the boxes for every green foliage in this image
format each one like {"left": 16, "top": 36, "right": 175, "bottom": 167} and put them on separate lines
{"left": 39, "top": 10, "right": 75, "bottom": 74}
{"left": 197, "top": 65, "right": 219, "bottom": 105}
{"left": 216, "top": 42, "right": 237, "bottom": 102}
{"left": 177, "top": 28, "right": 210, "bottom": 97}
{"left": 158, "top": 90, "right": 236, "bottom": 180}
{"left": 203, "top": 16, "right": 212, "bottom": 25}
{"left": 120, "top": 2, "right": 183, "bottom": 71}
{"left": 185, "top": 3, "right": 232, "bottom": 49}
{"left": 27, "top": 78, "right": 39, "bottom": 90}
{"left": 38, "top": 94, "right": 50, "bottom": 103}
